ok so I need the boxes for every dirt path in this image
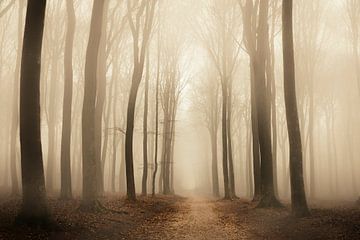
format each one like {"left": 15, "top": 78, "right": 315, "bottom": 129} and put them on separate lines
{"left": 1, "top": 196, "right": 359, "bottom": 239}
{"left": 127, "top": 197, "right": 249, "bottom": 240}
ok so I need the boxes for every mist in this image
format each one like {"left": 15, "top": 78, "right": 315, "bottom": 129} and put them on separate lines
{"left": 0, "top": 0, "right": 359, "bottom": 239}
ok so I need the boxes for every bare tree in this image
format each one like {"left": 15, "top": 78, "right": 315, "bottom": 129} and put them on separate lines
{"left": 9, "top": 0, "right": 24, "bottom": 197}
{"left": 60, "top": 0, "right": 76, "bottom": 200}
{"left": 125, "top": 0, "right": 157, "bottom": 201}
{"left": 80, "top": 0, "right": 106, "bottom": 210}
{"left": 18, "top": 0, "right": 49, "bottom": 224}
{"left": 282, "top": 0, "right": 310, "bottom": 217}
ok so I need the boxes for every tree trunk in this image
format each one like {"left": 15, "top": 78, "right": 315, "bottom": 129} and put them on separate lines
{"left": 282, "top": 0, "right": 310, "bottom": 217}
{"left": 10, "top": 0, "right": 24, "bottom": 197}
{"left": 210, "top": 129, "right": 220, "bottom": 197}
{"left": 18, "top": 0, "right": 49, "bottom": 223}
{"left": 152, "top": 48, "right": 160, "bottom": 196}
{"left": 60, "top": 0, "right": 75, "bottom": 200}
{"left": 46, "top": 56, "right": 58, "bottom": 194}
{"left": 255, "top": 0, "right": 280, "bottom": 208}
{"left": 94, "top": 0, "right": 109, "bottom": 196}
{"left": 80, "top": 0, "right": 106, "bottom": 211}
{"left": 227, "top": 78, "right": 236, "bottom": 198}
{"left": 142, "top": 54, "right": 150, "bottom": 195}
{"left": 221, "top": 77, "right": 230, "bottom": 199}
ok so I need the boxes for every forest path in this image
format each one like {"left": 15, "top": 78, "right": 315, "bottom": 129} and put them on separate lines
{"left": 127, "top": 197, "right": 249, "bottom": 239}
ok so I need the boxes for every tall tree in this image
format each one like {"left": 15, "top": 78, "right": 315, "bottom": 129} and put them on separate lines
{"left": 238, "top": 0, "right": 261, "bottom": 201}
{"left": 94, "top": 0, "right": 109, "bottom": 196}
{"left": 81, "top": 0, "right": 106, "bottom": 210}
{"left": 9, "top": 0, "right": 25, "bottom": 197}
{"left": 60, "top": 0, "right": 76, "bottom": 200}
{"left": 142, "top": 53, "right": 150, "bottom": 195}
{"left": 125, "top": 0, "right": 157, "bottom": 201}
{"left": 18, "top": 0, "right": 49, "bottom": 223}
{"left": 282, "top": 0, "right": 310, "bottom": 217}
{"left": 255, "top": 0, "right": 280, "bottom": 207}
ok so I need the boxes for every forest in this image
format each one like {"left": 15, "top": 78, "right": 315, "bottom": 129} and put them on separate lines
{"left": 0, "top": 0, "right": 360, "bottom": 239}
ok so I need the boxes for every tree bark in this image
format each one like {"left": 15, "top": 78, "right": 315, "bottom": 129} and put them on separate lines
{"left": 282, "top": 0, "right": 310, "bottom": 217}
{"left": 60, "top": 0, "right": 75, "bottom": 200}
{"left": 18, "top": 0, "right": 49, "bottom": 223}
{"left": 142, "top": 54, "right": 150, "bottom": 195}
{"left": 80, "top": 0, "right": 106, "bottom": 210}
{"left": 10, "top": 0, "right": 24, "bottom": 197}
{"left": 255, "top": 0, "right": 280, "bottom": 208}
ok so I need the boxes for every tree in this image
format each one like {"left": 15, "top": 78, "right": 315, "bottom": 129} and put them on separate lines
{"left": 60, "top": 0, "right": 76, "bottom": 200}
{"left": 9, "top": 0, "right": 25, "bottom": 197}
{"left": 94, "top": 0, "right": 109, "bottom": 196}
{"left": 238, "top": 0, "right": 261, "bottom": 201}
{"left": 142, "top": 53, "right": 150, "bottom": 195}
{"left": 255, "top": 0, "right": 281, "bottom": 208}
{"left": 125, "top": 0, "right": 157, "bottom": 201}
{"left": 282, "top": 0, "right": 310, "bottom": 217}
{"left": 18, "top": 0, "right": 49, "bottom": 224}
{"left": 81, "top": 0, "right": 106, "bottom": 210}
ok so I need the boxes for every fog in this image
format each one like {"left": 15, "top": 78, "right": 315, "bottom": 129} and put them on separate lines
{"left": 0, "top": 0, "right": 359, "bottom": 211}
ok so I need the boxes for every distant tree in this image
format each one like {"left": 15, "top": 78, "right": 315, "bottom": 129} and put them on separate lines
{"left": 9, "top": 0, "right": 25, "bottom": 197}
{"left": 18, "top": 0, "right": 49, "bottom": 223}
{"left": 60, "top": 0, "right": 76, "bottom": 200}
{"left": 80, "top": 0, "right": 106, "bottom": 210}
{"left": 238, "top": 0, "right": 261, "bottom": 201}
{"left": 282, "top": 0, "right": 310, "bottom": 217}
{"left": 142, "top": 53, "right": 150, "bottom": 195}
{"left": 125, "top": 0, "right": 157, "bottom": 201}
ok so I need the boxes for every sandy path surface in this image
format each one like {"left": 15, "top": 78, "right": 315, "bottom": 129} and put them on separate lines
{"left": 128, "top": 197, "right": 249, "bottom": 240}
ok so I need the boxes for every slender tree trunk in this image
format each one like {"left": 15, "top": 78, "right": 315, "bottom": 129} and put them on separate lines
{"left": 18, "top": 0, "right": 49, "bottom": 223}
{"left": 46, "top": 57, "right": 58, "bottom": 193}
{"left": 94, "top": 0, "right": 109, "bottom": 196}
{"left": 210, "top": 129, "right": 220, "bottom": 197}
{"left": 152, "top": 48, "right": 160, "bottom": 196}
{"left": 10, "top": 0, "right": 24, "bottom": 197}
{"left": 308, "top": 87, "right": 315, "bottom": 200}
{"left": 80, "top": 0, "right": 106, "bottom": 210}
{"left": 142, "top": 54, "right": 150, "bottom": 195}
{"left": 221, "top": 76, "right": 230, "bottom": 199}
{"left": 227, "top": 78, "right": 236, "bottom": 198}
{"left": 60, "top": 0, "right": 75, "bottom": 200}
{"left": 282, "top": 0, "right": 310, "bottom": 217}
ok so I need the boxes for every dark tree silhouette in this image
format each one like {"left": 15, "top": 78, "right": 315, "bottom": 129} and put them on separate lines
{"left": 282, "top": 0, "right": 310, "bottom": 217}
{"left": 255, "top": 0, "right": 281, "bottom": 208}
{"left": 18, "top": 0, "right": 49, "bottom": 224}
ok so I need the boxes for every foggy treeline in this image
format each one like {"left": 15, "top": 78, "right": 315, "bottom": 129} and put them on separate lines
{"left": 0, "top": 0, "right": 359, "bottom": 223}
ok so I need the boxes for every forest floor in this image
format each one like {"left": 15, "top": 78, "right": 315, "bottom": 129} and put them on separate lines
{"left": 0, "top": 194, "right": 360, "bottom": 239}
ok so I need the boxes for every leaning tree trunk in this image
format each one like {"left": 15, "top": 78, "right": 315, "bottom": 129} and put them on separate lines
{"left": 18, "top": 0, "right": 49, "bottom": 223}
{"left": 282, "top": 0, "right": 310, "bottom": 217}
{"left": 80, "top": 0, "right": 106, "bottom": 211}
{"left": 10, "top": 0, "right": 25, "bottom": 197}
{"left": 60, "top": 0, "right": 75, "bottom": 200}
